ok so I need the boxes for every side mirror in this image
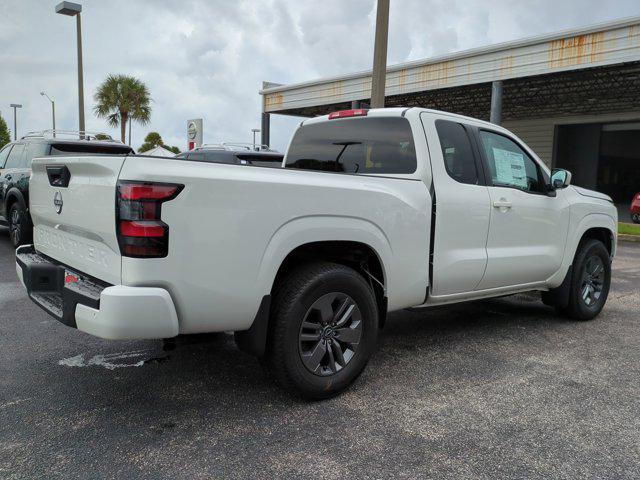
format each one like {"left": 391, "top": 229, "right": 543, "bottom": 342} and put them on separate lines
{"left": 551, "top": 168, "right": 572, "bottom": 189}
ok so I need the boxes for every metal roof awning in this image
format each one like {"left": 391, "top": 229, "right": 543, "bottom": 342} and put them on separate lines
{"left": 261, "top": 16, "right": 640, "bottom": 120}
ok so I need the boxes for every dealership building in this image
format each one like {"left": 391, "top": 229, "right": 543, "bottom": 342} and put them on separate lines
{"left": 260, "top": 17, "right": 640, "bottom": 209}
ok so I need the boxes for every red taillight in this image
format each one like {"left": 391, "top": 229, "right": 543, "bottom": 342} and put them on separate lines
{"left": 119, "top": 184, "right": 180, "bottom": 201}
{"left": 328, "top": 109, "right": 368, "bottom": 119}
{"left": 116, "top": 181, "right": 183, "bottom": 258}
{"left": 120, "top": 221, "right": 166, "bottom": 238}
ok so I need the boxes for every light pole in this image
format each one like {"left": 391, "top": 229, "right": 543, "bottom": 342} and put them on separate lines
{"left": 370, "top": 0, "right": 390, "bottom": 109}
{"left": 251, "top": 128, "right": 261, "bottom": 150}
{"left": 40, "top": 92, "right": 56, "bottom": 136}
{"left": 9, "top": 104, "right": 22, "bottom": 140}
{"left": 55, "top": 1, "right": 84, "bottom": 136}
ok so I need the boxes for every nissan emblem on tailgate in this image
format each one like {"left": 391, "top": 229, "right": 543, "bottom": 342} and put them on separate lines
{"left": 54, "top": 191, "right": 63, "bottom": 214}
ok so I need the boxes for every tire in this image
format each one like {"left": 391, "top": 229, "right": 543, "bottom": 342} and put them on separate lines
{"left": 560, "top": 239, "right": 611, "bottom": 321}
{"left": 266, "top": 262, "right": 379, "bottom": 400}
{"left": 8, "top": 202, "right": 32, "bottom": 248}
{"left": 632, "top": 213, "right": 640, "bottom": 224}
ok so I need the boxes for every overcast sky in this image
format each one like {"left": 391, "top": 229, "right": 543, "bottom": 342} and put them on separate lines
{"left": 1, "top": 0, "right": 640, "bottom": 152}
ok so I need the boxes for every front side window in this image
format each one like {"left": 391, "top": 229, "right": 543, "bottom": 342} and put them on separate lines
{"left": 0, "top": 145, "right": 13, "bottom": 168}
{"left": 435, "top": 120, "right": 478, "bottom": 185}
{"left": 285, "top": 117, "right": 417, "bottom": 174}
{"left": 479, "top": 130, "right": 543, "bottom": 193}
{"left": 4, "top": 143, "right": 25, "bottom": 169}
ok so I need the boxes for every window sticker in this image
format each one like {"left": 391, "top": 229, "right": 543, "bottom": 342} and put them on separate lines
{"left": 492, "top": 148, "right": 527, "bottom": 188}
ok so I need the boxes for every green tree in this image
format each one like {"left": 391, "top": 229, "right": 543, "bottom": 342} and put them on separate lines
{"left": 139, "top": 131, "right": 181, "bottom": 154}
{"left": 0, "top": 114, "right": 10, "bottom": 148}
{"left": 139, "top": 131, "right": 162, "bottom": 151}
{"left": 93, "top": 74, "right": 151, "bottom": 143}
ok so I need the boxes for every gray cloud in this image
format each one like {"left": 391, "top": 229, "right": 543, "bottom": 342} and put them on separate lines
{"left": 1, "top": 0, "right": 639, "bottom": 152}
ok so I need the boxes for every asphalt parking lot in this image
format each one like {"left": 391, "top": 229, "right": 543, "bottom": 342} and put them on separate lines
{"left": 1, "top": 228, "right": 638, "bottom": 480}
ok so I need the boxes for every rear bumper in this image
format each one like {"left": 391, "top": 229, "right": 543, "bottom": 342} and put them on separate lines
{"left": 16, "top": 245, "right": 179, "bottom": 340}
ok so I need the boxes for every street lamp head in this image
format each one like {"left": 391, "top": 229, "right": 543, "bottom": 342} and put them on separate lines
{"left": 55, "top": 1, "right": 82, "bottom": 16}
{"left": 40, "top": 92, "right": 45, "bottom": 96}
{"left": 10, "top": 104, "right": 22, "bottom": 108}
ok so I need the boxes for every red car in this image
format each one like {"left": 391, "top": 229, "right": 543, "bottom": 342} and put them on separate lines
{"left": 631, "top": 192, "right": 640, "bottom": 223}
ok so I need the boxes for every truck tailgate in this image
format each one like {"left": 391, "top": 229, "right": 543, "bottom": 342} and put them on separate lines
{"left": 29, "top": 156, "right": 125, "bottom": 285}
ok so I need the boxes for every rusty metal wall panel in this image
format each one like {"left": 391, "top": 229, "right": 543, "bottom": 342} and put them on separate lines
{"left": 263, "top": 18, "right": 640, "bottom": 114}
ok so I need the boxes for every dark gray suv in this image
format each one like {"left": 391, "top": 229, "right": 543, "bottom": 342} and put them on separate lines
{"left": 175, "top": 143, "right": 283, "bottom": 167}
{"left": 0, "top": 131, "right": 134, "bottom": 247}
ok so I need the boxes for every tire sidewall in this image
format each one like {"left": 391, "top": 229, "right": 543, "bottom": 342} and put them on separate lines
{"left": 9, "top": 203, "right": 31, "bottom": 248}
{"left": 278, "top": 267, "right": 378, "bottom": 397}
{"left": 570, "top": 239, "right": 611, "bottom": 319}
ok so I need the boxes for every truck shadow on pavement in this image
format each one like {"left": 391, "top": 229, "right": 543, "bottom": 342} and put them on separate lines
{"left": 48, "top": 293, "right": 563, "bottom": 408}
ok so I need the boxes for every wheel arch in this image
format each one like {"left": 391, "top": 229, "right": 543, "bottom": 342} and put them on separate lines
{"left": 548, "top": 213, "right": 616, "bottom": 290}
{"left": 572, "top": 215, "right": 617, "bottom": 259}
{"left": 257, "top": 215, "right": 392, "bottom": 298}
{"left": 236, "top": 217, "right": 392, "bottom": 358}
{"left": 5, "top": 187, "right": 27, "bottom": 213}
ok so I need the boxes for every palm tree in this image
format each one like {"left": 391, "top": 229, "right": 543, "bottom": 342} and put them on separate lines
{"left": 93, "top": 74, "right": 151, "bottom": 143}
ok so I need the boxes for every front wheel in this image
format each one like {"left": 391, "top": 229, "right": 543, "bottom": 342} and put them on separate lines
{"left": 266, "top": 262, "right": 379, "bottom": 400}
{"left": 560, "top": 239, "right": 611, "bottom": 320}
{"left": 632, "top": 213, "right": 640, "bottom": 224}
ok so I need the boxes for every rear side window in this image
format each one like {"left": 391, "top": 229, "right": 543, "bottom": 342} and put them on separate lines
{"left": 203, "top": 151, "right": 236, "bottom": 164}
{"left": 236, "top": 154, "right": 283, "bottom": 167}
{"left": 49, "top": 143, "right": 133, "bottom": 156}
{"left": 0, "top": 145, "right": 12, "bottom": 168}
{"left": 5, "top": 143, "right": 25, "bottom": 168}
{"left": 285, "top": 117, "right": 417, "bottom": 174}
{"left": 435, "top": 120, "right": 478, "bottom": 185}
{"left": 25, "top": 143, "right": 50, "bottom": 166}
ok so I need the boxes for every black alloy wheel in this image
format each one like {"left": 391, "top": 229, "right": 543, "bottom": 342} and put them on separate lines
{"left": 298, "top": 292, "right": 363, "bottom": 376}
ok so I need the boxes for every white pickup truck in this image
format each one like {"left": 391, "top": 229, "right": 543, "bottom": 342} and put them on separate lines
{"left": 16, "top": 107, "right": 617, "bottom": 398}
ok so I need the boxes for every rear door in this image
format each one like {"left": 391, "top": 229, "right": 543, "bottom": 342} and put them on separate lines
{"left": 422, "top": 115, "right": 492, "bottom": 295}
{"left": 29, "top": 156, "right": 126, "bottom": 285}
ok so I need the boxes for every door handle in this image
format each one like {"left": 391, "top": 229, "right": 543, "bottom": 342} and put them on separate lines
{"left": 493, "top": 199, "right": 512, "bottom": 209}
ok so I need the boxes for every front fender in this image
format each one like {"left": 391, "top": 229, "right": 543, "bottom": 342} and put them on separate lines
{"left": 547, "top": 212, "right": 617, "bottom": 288}
{"left": 256, "top": 215, "right": 392, "bottom": 297}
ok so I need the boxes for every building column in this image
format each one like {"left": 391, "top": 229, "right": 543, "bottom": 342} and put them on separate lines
{"left": 351, "top": 100, "right": 361, "bottom": 109}
{"left": 489, "top": 80, "right": 503, "bottom": 125}
{"left": 261, "top": 112, "right": 270, "bottom": 148}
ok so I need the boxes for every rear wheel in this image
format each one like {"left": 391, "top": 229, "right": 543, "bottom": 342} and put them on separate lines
{"left": 8, "top": 202, "right": 32, "bottom": 248}
{"left": 560, "top": 239, "right": 611, "bottom": 320}
{"left": 266, "top": 262, "right": 378, "bottom": 400}
{"left": 632, "top": 213, "right": 640, "bottom": 224}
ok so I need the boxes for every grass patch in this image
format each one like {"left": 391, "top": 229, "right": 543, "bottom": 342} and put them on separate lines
{"left": 618, "top": 222, "right": 640, "bottom": 236}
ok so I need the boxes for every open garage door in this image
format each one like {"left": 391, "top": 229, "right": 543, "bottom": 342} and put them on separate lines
{"left": 555, "top": 121, "right": 640, "bottom": 221}
{"left": 598, "top": 123, "right": 640, "bottom": 204}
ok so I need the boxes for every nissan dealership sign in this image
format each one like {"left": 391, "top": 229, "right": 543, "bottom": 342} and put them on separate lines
{"left": 187, "top": 118, "right": 203, "bottom": 150}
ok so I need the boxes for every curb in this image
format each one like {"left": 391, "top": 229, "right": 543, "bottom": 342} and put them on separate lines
{"left": 618, "top": 234, "right": 640, "bottom": 243}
